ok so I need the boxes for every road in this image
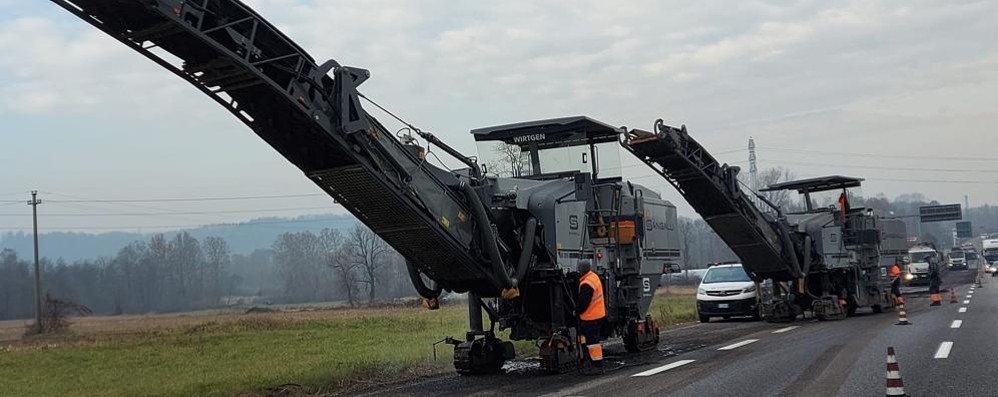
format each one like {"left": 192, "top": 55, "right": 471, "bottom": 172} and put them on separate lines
{"left": 356, "top": 269, "right": 992, "bottom": 396}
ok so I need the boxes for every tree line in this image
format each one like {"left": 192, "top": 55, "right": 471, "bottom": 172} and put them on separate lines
{"left": 0, "top": 225, "right": 416, "bottom": 321}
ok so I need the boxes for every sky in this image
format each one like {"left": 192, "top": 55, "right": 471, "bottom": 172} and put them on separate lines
{"left": 1, "top": 0, "right": 997, "bottom": 232}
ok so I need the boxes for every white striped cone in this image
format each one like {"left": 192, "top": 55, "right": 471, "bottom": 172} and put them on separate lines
{"left": 886, "top": 347, "right": 907, "bottom": 396}
{"left": 895, "top": 303, "right": 911, "bottom": 325}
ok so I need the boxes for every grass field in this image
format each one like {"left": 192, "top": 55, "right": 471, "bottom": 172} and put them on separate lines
{"left": 0, "top": 291, "right": 696, "bottom": 397}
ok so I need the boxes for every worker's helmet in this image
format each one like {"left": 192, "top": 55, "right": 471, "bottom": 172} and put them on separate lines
{"left": 577, "top": 260, "right": 592, "bottom": 274}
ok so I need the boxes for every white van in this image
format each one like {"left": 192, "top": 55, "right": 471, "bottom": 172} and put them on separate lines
{"left": 696, "top": 264, "right": 761, "bottom": 322}
{"left": 907, "top": 245, "right": 938, "bottom": 285}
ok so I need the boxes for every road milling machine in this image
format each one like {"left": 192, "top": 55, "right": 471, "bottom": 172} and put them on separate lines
{"left": 624, "top": 122, "right": 909, "bottom": 321}
{"left": 51, "top": 0, "right": 682, "bottom": 373}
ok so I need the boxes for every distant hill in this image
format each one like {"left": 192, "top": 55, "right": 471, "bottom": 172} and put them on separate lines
{"left": 0, "top": 214, "right": 358, "bottom": 262}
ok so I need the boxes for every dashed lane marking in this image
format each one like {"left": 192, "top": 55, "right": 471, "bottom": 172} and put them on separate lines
{"left": 959, "top": 307, "right": 968, "bottom": 313}
{"left": 772, "top": 326, "right": 799, "bottom": 334}
{"left": 934, "top": 342, "right": 953, "bottom": 359}
{"left": 966, "top": 295, "right": 973, "bottom": 299}
{"left": 718, "top": 339, "right": 759, "bottom": 351}
{"left": 951, "top": 320, "right": 962, "bottom": 328}
{"left": 632, "top": 359, "right": 696, "bottom": 377}
{"left": 964, "top": 300, "right": 971, "bottom": 304}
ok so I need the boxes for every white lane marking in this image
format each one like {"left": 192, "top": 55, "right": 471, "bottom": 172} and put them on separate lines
{"left": 969, "top": 290, "right": 974, "bottom": 294}
{"left": 964, "top": 300, "right": 971, "bottom": 304}
{"left": 717, "top": 339, "right": 759, "bottom": 351}
{"left": 772, "top": 326, "right": 799, "bottom": 334}
{"left": 935, "top": 342, "right": 953, "bottom": 359}
{"left": 632, "top": 359, "right": 696, "bottom": 377}
{"left": 951, "top": 320, "right": 963, "bottom": 328}
{"left": 959, "top": 307, "right": 968, "bottom": 313}
{"left": 966, "top": 295, "right": 972, "bottom": 299}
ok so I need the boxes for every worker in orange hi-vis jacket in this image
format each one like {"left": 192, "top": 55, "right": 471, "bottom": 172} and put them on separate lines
{"left": 889, "top": 259, "right": 903, "bottom": 304}
{"left": 576, "top": 260, "right": 606, "bottom": 373}
{"left": 928, "top": 256, "right": 943, "bottom": 306}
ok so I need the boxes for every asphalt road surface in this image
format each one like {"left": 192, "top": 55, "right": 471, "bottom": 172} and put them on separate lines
{"left": 356, "top": 269, "right": 988, "bottom": 397}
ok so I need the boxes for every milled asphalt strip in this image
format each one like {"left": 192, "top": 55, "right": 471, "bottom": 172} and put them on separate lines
{"left": 772, "top": 326, "right": 799, "bottom": 334}
{"left": 951, "top": 320, "right": 963, "bottom": 328}
{"left": 632, "top": 359, "right": 696, "bottom": 377}
{"left": 959, "top": 307, "right": 968, "bottom": 313}
{"left": 934, "top": 342, "right": 954, "bottom": 359}
{"left": 717, "top": 339, "right": 759, "bottom": 351}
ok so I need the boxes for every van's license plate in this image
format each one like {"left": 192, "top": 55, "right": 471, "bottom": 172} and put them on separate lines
{"left": 717, "top": 303, "right": 729, "bottom": 309}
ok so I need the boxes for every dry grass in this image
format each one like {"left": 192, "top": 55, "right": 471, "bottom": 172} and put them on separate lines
{"left": 0, "top": 304, "right": 436, "bottom": 344}
{"left": 0, "top": 292, "right": 699, "bottom": 397}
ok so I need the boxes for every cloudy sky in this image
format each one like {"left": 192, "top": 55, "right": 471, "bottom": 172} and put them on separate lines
{"left": 1, "top": 0, "right": 997, "bottom": 232}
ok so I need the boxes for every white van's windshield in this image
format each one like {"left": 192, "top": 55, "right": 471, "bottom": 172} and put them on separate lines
{"left": 910, "top": 252, "right": 935, "bottom": 263}
{"left": 702, "top": 267, "right": 751, "bottom": 283}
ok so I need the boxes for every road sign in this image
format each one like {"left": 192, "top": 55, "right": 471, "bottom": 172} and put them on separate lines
{"left": 956, "top": 221, "right": 973, "bottom": 238}
{"left": 920, "top": 204, "right": 962, "bottom": 223}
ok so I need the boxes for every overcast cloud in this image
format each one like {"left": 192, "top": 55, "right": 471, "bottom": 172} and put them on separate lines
{"left": 1, "top": 0, "right": 997, "bottom": 231}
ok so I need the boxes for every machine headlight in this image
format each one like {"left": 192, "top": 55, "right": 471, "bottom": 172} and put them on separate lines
{"left": 903, "top": 273, "right": 914, "bottom": 281}
{"left": 743, "top": 285, "right": 757, "bottom": 293}
{"left": 698, "top": 288, "right": 706, "bottom": 295}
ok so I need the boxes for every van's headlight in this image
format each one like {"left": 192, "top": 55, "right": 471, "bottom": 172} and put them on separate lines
{"left": 903, "top": 273, "right": 914, "bottom": 281}
{"left": 698, "top": 288, "right": 706, "bottom": 295}
{"left": 743, "top": 285, "right": 757, "bottom": 293}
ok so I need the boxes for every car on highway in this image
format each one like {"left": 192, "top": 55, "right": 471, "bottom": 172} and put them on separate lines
{"left": 696, "top": 263, "right": 762, "bottom": 323}
{"left": 948, "top": 248, "right": 968, "bottom": 270}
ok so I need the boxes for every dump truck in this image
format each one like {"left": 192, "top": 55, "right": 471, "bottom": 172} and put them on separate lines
{"left": 49, "top": 0, "right": 683, "bottom": 373}
{"left": 624, "top": 122, "right": 908, "bottom": 320}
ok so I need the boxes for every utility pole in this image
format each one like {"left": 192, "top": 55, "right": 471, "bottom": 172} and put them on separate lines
{"left": 27, "top": 191, "right": 42, "bottom": 333}
{"left": 748, "top": 137, "right": 758, "bottom": 188}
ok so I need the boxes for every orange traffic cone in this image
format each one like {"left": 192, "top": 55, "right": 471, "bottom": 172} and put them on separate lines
{"left": 896, "top": 300, "right": 911, "bottom": 325}
{"left": 950, "top": 288, "right": 958, "bottom": 304}
{"left": 930, "top": 293, "right": 942, "bottom": 306}
{"left": 886, "top": 347, "right": 907, "bottom": 396}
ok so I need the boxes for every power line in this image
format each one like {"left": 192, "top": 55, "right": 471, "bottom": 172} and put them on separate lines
{"left": 0, "top": 205, "right": 336, "bottom": 217}
{"left": 760, "top": 159, "right": 998, "bottom": 174}
{"left": 864, "top": 177, "right": 998, "bottom": 185}
{"left": 41, "top": 191, "right": 324, "bottom": 226}
{"left": 757, "top": 146, "right": 998, "bottom": 162}
{"left": 44, "top": 193, "right": 330, "bottom": 203}
{"left": 0, "top": 217, "right": 350, "bottom": 231}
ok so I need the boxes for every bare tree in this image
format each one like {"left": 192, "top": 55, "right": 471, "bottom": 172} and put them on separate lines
{"left": 347, "top": 225, "right": 390, "bottom": 303}
{"left": 485, "top": 143, "right": 526, "bottom": 177}
{"left": 203, "top": 237, "right": 231, "bottom": 305}
{"left": 320, "top": 228, "right": 360, "bottom": 307}
{"left": 272, "top": 231, "right": 326, "bottom": 303}
{"left": 742, "top": 167, "right": 798, "bottom": 211}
